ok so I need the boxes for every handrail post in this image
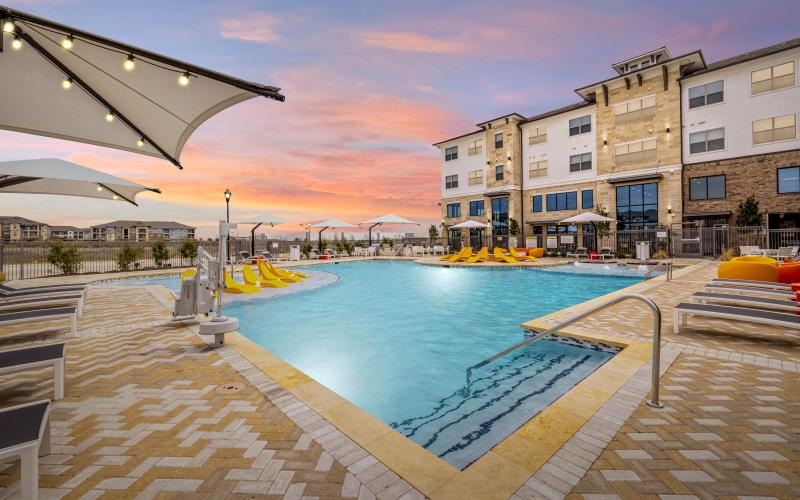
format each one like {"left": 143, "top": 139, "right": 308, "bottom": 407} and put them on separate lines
{"left": 645, "top": 299, "right": 663, "bottom": 408}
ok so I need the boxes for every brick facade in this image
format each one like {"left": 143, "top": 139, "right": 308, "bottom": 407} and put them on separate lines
{"left": 683, "top": 149, "right": 800, "bottom": 227}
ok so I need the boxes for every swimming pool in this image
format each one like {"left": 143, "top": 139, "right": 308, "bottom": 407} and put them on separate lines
{"left": 103, "top": 261, "right": 641, "bottom": 469}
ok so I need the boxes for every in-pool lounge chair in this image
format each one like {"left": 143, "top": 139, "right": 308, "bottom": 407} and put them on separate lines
{"left": 447, "top": 247, "right": 473, "bottom": 263}
{"left": 566, "top": 247, "right": 588, "bottom": 259}
{"left": 258, "top": 261, "right": 301, "bottom": 283}
{"left": 690, "top": 291, "right": 798, "bottom": 313}
{"left": 492, "top": 247, "right": 516, "bottom": 263}
{"left": 674, "top": 302, "right": 800, "bottom": 333}
{"left": 0, "top": 307, "right": 78, "bottom": 338}
{"left": 267, "top": 261, "right": 309, "bottom": 279}
{"left": 0, "top": 400, "right": 51, "bottom": 500}
{"left": 703, "top": 283, "right": 796, "bottom": 300}
{"left": 0, "top": 294, "right": 84, "bottom": 317}
{"left": 509, "top": 248, "right": 537, "bottom": 262}
{"left": 223, "top": 271, "right": 260, "bottom": 294}
{"left": 242, "top": 265, "right": 288, "bottom": 288}
{"left": 0, "top": 343, "right": 66, "bottom": 399}
{"left": 466, "top": 247, "right": 489, "bottom": 263}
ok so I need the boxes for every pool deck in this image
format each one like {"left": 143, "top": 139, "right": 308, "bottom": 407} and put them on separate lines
{"left": 1, "top": 257, "right": 799, "bottom": 499}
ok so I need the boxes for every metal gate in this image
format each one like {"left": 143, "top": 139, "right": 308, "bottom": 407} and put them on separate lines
{"left": 671, "top": 225, "right": 701, "bottom": 257}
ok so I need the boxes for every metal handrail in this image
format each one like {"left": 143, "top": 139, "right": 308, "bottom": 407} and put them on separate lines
{"left": 465, "top": 294, "right": 664, "bottom": 408}
{"left": 645, "top": 259, "right": 672, "bottom": 280}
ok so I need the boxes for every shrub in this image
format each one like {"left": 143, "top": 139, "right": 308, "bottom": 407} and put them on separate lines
{"left": 47, "top": 241, "right": 83, "bottom": 275}
{"left": 509, "top": 218, "right": 520, "bottom": 237}
{"left": 652, "top": 249, "right": 669, "bottom": 260}
{"left": 178, "top": 239, "right": 199, "bottom": 265}
{"left": 735, "top": 195, "right": 763, "bottom": 227}
{"left": 116, "top": 244, "right": 140, "bottom": 271}
{"left": 152, "top": 241, "right": 169, "bottom": 267}
{"left": 720, "top": 247, "right": 738, "bottom": 261}
{"left": 301, "top": 242, "right": 313, "bottom": 258}
{"left": 428, "top": 225, "right": 438, "bottom": 244}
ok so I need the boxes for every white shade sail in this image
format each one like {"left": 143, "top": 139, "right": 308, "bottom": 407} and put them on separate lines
{"left": 449, "top": 220, "right": 490, "bottom": 229}
{"left": 0, "top": 6, "right": 284, "bottom": 169}
{"left": 558, "top": 212, "right": 617, "bottom": 224}
{"left": 310, "top": 219, "right": 357, "bottom": 229}
{"left": 0, "top": 157, "right": 158, "bottom": 205}
{"left": 362, "top": 214, "right": 417, "bottom": 225}
{"left": 235, "top": 213, "right": 288, "bottom": 226}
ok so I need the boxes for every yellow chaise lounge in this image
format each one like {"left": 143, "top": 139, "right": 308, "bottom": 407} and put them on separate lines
{"left": 259, "top": 261, "right": 302, "bottom": 283}
{"left": 492, "top": 247, "right": 516, "bottom": 263}
{"left": 466, "top": 247, "right": 489, "bottom": 263}
{"left": 448, "top": 247, "right": 473, "bottom": 262}
{"left": 243, "top": 265, "right": 288, "bottom": 288}
{"left": 224, "top": 271, "right": 261, "bottom": 294}
{"left": 510, "top": 248, "right": 537, "bottom": 262}
{"left": 267, "top": 261, "right": 308, "bottom": 279}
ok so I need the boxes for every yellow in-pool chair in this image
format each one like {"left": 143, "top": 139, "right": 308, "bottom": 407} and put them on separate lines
{"left": 267, "top": 261, "right": 307, "bottom": 280}
{"left": 466, "top": 247, "right": 489, "bottom": 263}
{"left": 492, "top": 247, "right": 516, "bottom": 263}
{"left": 448, "top": 247, "right": 473, "bottom": 262}
{"left": 243, "top": 265, "right": 288, "bottom": 288}
{"left": 181, "top": 268, "right": 197, "bottom": 279}
{"left": 509, "top": 247, "right": 537, "bottom": 262}
{"left": 224, "top": 271, "right": 261, "bottom": 294}
{"left": 259, "top": 261, "right": 302, "bottom": 283}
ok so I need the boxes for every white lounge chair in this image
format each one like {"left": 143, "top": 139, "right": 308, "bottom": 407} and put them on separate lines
{"left": 308, "top": 249, "right": 321, "bottom": 260}
{"left": 0, "top": 307, "right": 78, "bottom": 338}
{"left": 566, "top": 247, "right": 588, "bottom": 259}
{"left": 775, "top": 246, "right": 799, "bottom": 262}
{"left": 597, "top": 247, "right": 616, "bottom": 260}
{"left": 739, "top": 245, "right": 762, "bottom": 256}
{"left": 0, "top": 294, "right": 84, "bottom": 317}
{"left": 703, "top": 283, "right": 795, "bottom": 300}
{"left": 710, "top": 278, "right": 792, "bottom": 290}
{"left": 0, "top": 343, "right": 66, "bottom": 399}
{"left": 0, "top": 400, "right": 51, "bottom": 500}
{"left": 691, "top": 291, "right": 798, "bottom": 313}
{"left": 433, "top": 245, "right": 445, "bottom": 256}
{"left": 674, "top": 302, "right": 800, "bottom": 333}
{"left": 352, "top": 247, "right": 364, "bottom": 257}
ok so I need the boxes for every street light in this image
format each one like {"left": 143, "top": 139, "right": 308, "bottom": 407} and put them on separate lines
{"left": 224, "top": 189, "right": 232, "bottom": 222}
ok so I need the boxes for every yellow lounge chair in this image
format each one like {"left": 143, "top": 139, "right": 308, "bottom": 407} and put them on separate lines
{"left": 181, "top": 268, "right": 197, "bottom": 279}
{"left": 267, "top": 261, "right": 307, "bottom": 280}
{"left": 466, "top": 247, "right": 489, "bottom": 263}
{"left": 510, "top": 248, "right": 537, "bottom": 262}
{"left": 224, "top": 271, "right": 261, "bottom": 294}
{"left": 448, "top": 247, "right": 473, "bottom": 262}
{"left": 242, "top": 265, "right": 288, "bottom": 288}
{"left": 258, "top": 261, "right": 302, "bottom": 283}
{"left": 492, "top": 247, "right": 516, "bottom": 263}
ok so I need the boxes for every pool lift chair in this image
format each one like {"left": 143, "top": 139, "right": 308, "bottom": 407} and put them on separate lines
{"left": 172, "top": 220, "right": 239, "bottom": 344}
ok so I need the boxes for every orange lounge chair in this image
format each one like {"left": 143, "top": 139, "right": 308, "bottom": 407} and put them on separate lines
{"left": 466, "top": 247, "right": 489, "bottom": 263}
{"left": 492, "top": 247, "right": 516, "bottom": 263}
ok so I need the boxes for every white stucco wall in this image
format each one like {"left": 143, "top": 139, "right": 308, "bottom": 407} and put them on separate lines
{"left": 437, "top": 131, "right": 486, "bottom": 198}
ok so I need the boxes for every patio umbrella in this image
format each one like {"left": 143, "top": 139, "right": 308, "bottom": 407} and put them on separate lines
{"left": 0, "top": 157, "right": 159, "bottom": 205}
{"left": 362, "top": 214, "right": 418, "bottom": 245}
{"left": 449, "top": 220, "right": 491, "bottom": 229}
{"left": 310, "top": 219, "right": 357, "bottom": 251}
{"left": 558, "top": 212, "right": 616, "bottom": 252}
{"left": 234, "top": 213, "right": 288, "bottom": 257}
{"left": 0, "top": 6, "right": 284, "bottom": 170}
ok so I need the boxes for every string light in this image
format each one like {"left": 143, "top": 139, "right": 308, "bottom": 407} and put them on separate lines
{"left": 62, "top": 77, "right": 73, "bottom": 89}
{"left": 124, "top": 54, "right": 135, "bottom": 71}
{"left": 105, "top": 112, "right": 114, "bottom": 122}
{"left": 61, "top": 34, "right": 74, "bottom": 49}
{"left": 112, "top": 195, "right": 119, "bottom": 200}
{"left": 96, "top": 186, "right": 103, "bottom": 192}
{"left": 178, "top": 72, "right": 190, "bottom": 86}
{"left": 136, "top": 138, "right": 145, "bottom": 147}
{"left": 1, "top": 19, "right": 14, "bottom": 33}
{"left": 11, "top": 34, "right": 22, "bottom": 50}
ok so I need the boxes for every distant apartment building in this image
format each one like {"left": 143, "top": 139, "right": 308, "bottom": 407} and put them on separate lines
{"left": 0, "top": 216, "right": 50, "bottom": 241}
{"left": 50, "top": 226, "right": 92, "bottom": 240}
{"left": 437, "top": 37, "right": 800, "bottom": 247}
{"left": 90, "top": 220, "right": 195, "bottom": 241}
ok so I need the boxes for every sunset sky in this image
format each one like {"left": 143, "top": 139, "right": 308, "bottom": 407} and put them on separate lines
{"left": 1, "top": 0, "right": 799, "bottom": 238}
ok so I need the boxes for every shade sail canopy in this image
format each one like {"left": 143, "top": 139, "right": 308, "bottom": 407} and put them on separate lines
{"left": 0, "top": 6, "right": 284, "bottom": 169}
{"left": 310, "top": 219, "right": 357, "bottom": 229}
{"left": 235, "top": 213, "right": 288, "bottom": 226}
{"left": 449, "top": 220, "right": 490, "bottom": 229}
{"left": 362, "top": 214, "right": 417, "bottom": 225}
{"left": 0, "top": 157, "right": 158, "bottom": 205}
{"left": 558, "top": 212, "right": 617, "bottom": 224}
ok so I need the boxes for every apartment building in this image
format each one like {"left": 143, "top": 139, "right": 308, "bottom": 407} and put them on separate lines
{"left": 0, "top": 216, "right": 50, "bottom": 241}
{"left": 681, "top": 38, "right": 800, "bottom": 229}
{"left": 50, "top": 226, "right": 92, "bottom": 240}
{"left": 91, "top": 220, "right": 195, "bottom": 241}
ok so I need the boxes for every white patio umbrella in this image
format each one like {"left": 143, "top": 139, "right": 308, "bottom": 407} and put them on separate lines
{"left": 362, "top": 214, "right": 418, "bottom": 245}
{"left": 234, "top": 213, "right": 288, "bottom": 257}
{"left": 0, "top": 6, "right": 284, "bottom": 170}
{"left": 449, "top": 220, "right": 491, "bottom": 229}
{"left": 0, "top": 158, "right": 158, "bottom": 205}
{"left": 558, "top": 212, "right": 617, "bottom": 251}
{"left": 310, "top": 219, "right": 357, "bottom": 251}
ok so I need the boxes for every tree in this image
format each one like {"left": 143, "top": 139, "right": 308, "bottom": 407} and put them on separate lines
{"left": 47, "top": 241, "right": 83, "bottom": 275}
{"left": 594, "top": 205, "right": 612, "bottom": 236}
{"left": 428, "top": 224, "right": 438, "bottom": 243}
{"left": 152, "top": 241, "right": 169, "bottom": 267}
{"left": 508, "top": 218, "right": 520, "bottom": 237}
{"left": 178, "top": 239, "right": 199, "bottom": 265}
{"left": 116, "top": 244, "right": 140, "bottom": 271}
{"left": 735, "top": 195, "right": 763, "bottom": 227}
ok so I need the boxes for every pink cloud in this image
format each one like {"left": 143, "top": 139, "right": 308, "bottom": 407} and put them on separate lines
{"left": 219, "top": 12, "right": 281, "bottom": 44}
{"left": 357, "top": 31, "right": 466, "bottom": 54}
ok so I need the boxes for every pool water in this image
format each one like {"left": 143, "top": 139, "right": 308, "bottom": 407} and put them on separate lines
{"left": 103, "top": 261, "right": 639, "bottom": 469}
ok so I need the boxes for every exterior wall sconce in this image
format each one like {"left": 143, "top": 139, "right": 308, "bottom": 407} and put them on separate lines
{"left": 666, "top": 126, "right": 670, "bottom": 133}
{"left": 667, "top": 208, "right": 673, "bottom": 216}
{"left": 603, "top": 139, "right": 607, "bottom": 145}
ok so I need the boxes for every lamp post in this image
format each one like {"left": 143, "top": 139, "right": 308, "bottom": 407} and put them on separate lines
{"left": 224, "top": 189, "right": 232, "bottom": 271}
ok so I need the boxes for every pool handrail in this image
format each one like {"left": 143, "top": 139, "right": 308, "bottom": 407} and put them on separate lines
{"left": 465, "top": 293, "right": 664, "bottom": 408}
{"left": 645, "top": 260, "right": 673, "bottom": 280}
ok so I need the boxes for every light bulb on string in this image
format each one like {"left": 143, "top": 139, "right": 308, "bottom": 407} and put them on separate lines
{"left": 2, "top": 19, "right": 14, "bottom": 33}
{"left": 178, "top": 72, "right": 190, "bottom": 86}
{"left": 96, "top": 186, "right": 103, "bottom": 192}
{"left": 11, "top": 34, "right": 22, "bottom": 50}
{"left": 61, "top": 35, "right": 74, "bottom": 49}
{"left": 62, "top": 78, "right": 73, "bottom": 89}
{"left": 124, "top": 54, "right": 135, "bottom": 71}
{"left": 105, "top": 112, "right": 114, "bottom": 123}
{"left": 136, "top": 138, "right": 145, "bottom": 148}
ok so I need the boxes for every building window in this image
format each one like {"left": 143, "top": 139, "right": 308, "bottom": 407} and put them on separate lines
{"left": 445, "top": 146, "right": 458, "bottom": 161}
{"left": 468, "top": 139, "right": 482, "bottom": 156}
{"left": 445, "top": 174, "right": 458, "bottom": 189}
{"left": 469, "top": 200, "right": 485, "bottom": 216}
{"left": 778, "top": 166, "right": 800, "bottom": 194}
{"left": 446, "top": 203, "right": 461, "bottom": 218}
{"left": 546, "top": 191, "right": 577, "bottom": 211}
{"left": 688, "top": 80, "right": 724, "bottom": 108}
{"left": 616, "top": 182, "right": 658, "bottom": 229}
{"left": 581, "top": 189, "right": 594, "bottom": 209}
{"left": 614, "top": 138, "right": 657, "bottom": 165}
{"left": 494, "top": 132, "right": 504, "bottom": 149}
{"left": 495, "top": 165, "right": 504, "bottom": 181}
{"left": 532, "top": 195, "right": 542, "bottom": 213}
{"left": 529, "top": 126, "right": 547, "bottom": 145}
{"left": 491, "top": 197, "right": 509, "bottom": 236}
{"left": 689, "top": 128, "right": 725, "bottom": 154}
{"left": 751, "top": 61, "right": 795, "bottom": 95}
{"left": 569, "top": 115, "right": 591, "bottom": 136}
{"left": 528, "top": 160, "right": 548, "bottom": 178}
{"left": 689, "top": 175, "right": 726, "bottom": 200}
{"left": 569, "top": 153, "right": 592, "bottom": 172}
{"left": 468, "top": 169, "right": 483, "bottom": 185}
{"left": 613, "top": 95, "right": 656, "bottom": 122}
{"left": 753, "top": 114, "right": 796, "bottom": 144}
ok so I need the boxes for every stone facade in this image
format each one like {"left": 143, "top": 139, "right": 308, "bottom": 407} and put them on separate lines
{"left": 683, "top": 149, "right": 800, "bottom": 227}
{"left": 441, "top": 190, "right": 522, "bottom": 245}
{"left": 484, "top": 117, "right": 524, "bottom": 190}
{"left": 522, "top": 181, "right": 599, "bottom": 231}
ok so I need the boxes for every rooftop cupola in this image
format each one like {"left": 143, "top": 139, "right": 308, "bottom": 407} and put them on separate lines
{"left": 612, "top": 47, "right": 672, "bottom": 75}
